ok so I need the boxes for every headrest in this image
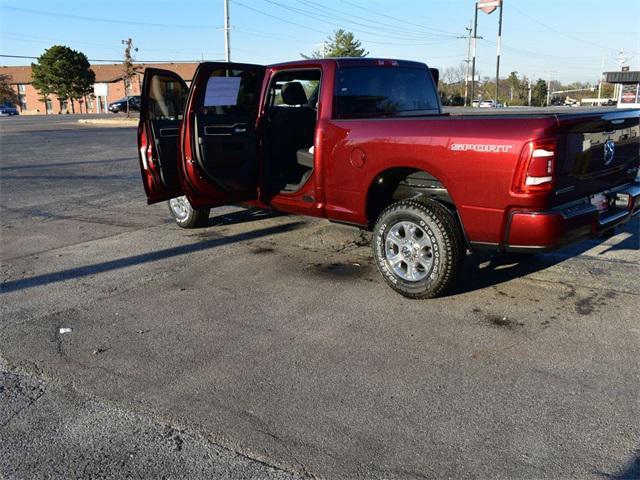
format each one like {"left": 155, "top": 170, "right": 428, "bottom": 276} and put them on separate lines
{"left": 281, "top": 82, "right": 307, "bottom": 106}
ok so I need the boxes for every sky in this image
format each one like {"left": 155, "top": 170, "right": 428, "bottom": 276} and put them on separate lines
{"left": 0, "top": 0, "right": 639, "bottom": 84}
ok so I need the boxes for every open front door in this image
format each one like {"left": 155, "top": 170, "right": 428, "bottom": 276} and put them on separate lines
{"left": 181, "top": 63, "right": 265, "bottom": 208}
{"left": 138, "top": 68, "right": 188, "bottom": 204}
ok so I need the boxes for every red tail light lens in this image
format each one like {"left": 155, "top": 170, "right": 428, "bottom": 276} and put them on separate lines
{"left": 513, "top": 138, "right": 556, "bottom": 194}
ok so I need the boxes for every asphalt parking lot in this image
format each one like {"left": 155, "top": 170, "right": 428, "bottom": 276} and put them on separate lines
{"left": 1, "top": 114, "right": 639, "bottom": 479}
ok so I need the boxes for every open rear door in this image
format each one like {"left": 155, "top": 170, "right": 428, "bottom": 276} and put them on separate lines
{"left": 180, "top": 62, "right": 265, "bottom": 208}
{"left": 137, "top": 68, "right": 188, "bottom": 204}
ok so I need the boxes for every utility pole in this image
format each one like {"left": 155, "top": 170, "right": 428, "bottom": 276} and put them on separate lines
{"left": 462, "top": 24, "right": 473, "bottom": 106}
{"left": 223, "top": 0, "right": 231, "bottom": 62}
{"left": 528, "top": 76, "right": 532, "bottom": 106}
{"left": 546, "top": 73, "right": 550, "bottom": 106}
{"left": 545, "top": 71, "right": 553, "bottom": 106}
{"left": 463, "top": 25, "right": 482, "bottom": 106}
{"left": 597, "top": 52, "right": 605, "bottom": 102}
{"left": 470, "top": 3, "right": 479, "bottom": 105}
{"left": 495, "top": 0, "right": 503, "bottom": 105}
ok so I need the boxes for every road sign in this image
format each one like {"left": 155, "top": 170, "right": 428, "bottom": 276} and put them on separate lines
{"left": 93, "top": 83, "right": 108, "bottom": 97}
{"left": 478, "top": 0, "right": 500, "bottom": 14}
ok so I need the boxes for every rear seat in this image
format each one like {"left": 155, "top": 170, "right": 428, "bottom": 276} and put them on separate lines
{"left": 296, "top": 147, "right": 314, "bottom": 168}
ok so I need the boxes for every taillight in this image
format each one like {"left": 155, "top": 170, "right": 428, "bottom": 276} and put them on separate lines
{"left": 513, "top": 138, "right": 556, "bottom": 194}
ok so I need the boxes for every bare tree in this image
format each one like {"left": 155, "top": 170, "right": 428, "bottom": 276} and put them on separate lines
{"left": 442, "top": 63, "right": 467, "bottom": 86}
{"left": 121, "top": 38, "right": 138, "bottom": 118}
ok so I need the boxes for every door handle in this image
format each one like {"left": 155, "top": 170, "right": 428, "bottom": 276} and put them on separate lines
{"left": 159, "top": 127, "right": 179, "bottom": 137}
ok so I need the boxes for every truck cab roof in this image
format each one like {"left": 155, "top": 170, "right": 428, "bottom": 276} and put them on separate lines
{"left": 266, "top": 58, "right": 429, "bottom": 69}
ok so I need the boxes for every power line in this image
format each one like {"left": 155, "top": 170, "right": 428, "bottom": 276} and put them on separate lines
{"left": 1, "top": 5, "right": 216, "bottom": 29}
{"left": 296, "top": 0, "right": 457, "bottom": 39}
{"left": 479, "top": 39, "right": 605, "bottom": 66}
{"left": 0, "top": 32, "right": 221, "bottom": 56}
{"left": 262, "top": 0, "right": 453, "bottom": 42}
{"left": 339, "top": 0, "right": 458, "bottom": 36}
{"left": 0, "top": 54, "right": 215, "bottom": 63}
{"left": 508, "top": 4, "right": 614, "bottom": 51}
{"left": 233, "top": 27, "right": 456, "bottom": 47}
{"left": 231, "top": 1, "right": 326, "bottom": 35}
{"left": 233, "top": 28, "right": 312, "bottom": 43}
{"left": 232, "top": 0, "right": 459, "bottom": 46}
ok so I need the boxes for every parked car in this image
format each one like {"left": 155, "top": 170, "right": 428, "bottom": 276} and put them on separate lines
{"left": 108, "top": 96, "right": 141, "bottom": 113}
{"left": 136, "top": 58, "right": 640, "bottom": 298}
{"left": 478, "top": 99, "right": 496, "bottom": 108}
{"left": 0, "top": 104, "right": 19, "bottom": 116}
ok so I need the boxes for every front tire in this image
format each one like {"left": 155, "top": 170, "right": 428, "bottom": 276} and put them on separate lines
{"left": 372, "top": 199, "right": 465, "bottom": 299}
{"left": 168, "top": 196, "right": 210, "bottom": 228}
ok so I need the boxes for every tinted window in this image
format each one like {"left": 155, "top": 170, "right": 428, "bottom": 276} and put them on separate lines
{"left": 335, "top": 66, "right": 440, "bottom": 119}
{"left": 199, "top": 68, "right": 261, "bottom": 119}
{"left": 148, "top": 75, "right": 187, "bottom": 121}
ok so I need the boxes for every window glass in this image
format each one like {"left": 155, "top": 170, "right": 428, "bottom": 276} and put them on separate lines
{"left": 148, "top": 75, "right": 187, "bottom": 121}
{"left": 200, "top": 69, "right": 261, "bottom": 119}
{"left": 267, "top": 70, "right": 320, "bottom": 108}
{"left": 335, "top": 66, "right": 439, "bottom": 118}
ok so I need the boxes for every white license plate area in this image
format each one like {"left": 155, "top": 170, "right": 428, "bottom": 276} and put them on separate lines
{"left": 590, "top": 192, "right": 609, "bottom": 212}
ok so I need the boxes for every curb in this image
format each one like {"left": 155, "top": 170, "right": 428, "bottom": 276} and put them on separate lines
{"left": 78, "top": 119, "right": 138, "bottom": 127}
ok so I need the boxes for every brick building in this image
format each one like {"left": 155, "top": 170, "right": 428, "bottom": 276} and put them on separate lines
{"left": 0, "top": 62, "right": 198, "bottom": 114}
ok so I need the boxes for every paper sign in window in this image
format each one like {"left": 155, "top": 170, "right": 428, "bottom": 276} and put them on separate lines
{"left": 204, "top": 76, "right": 242, "bottom": 106}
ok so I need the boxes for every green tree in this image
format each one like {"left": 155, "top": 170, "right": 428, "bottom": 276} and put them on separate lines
{"left": 302, "top": 29, "right": 368, "bottom": 59}
{"left": 31, "top": 45, "right": 95, "bottom": 114}
{"left": 531, "top": 79, "right": 548, "bottom": 106}
{"left": 505, "top": 71, "right": 527, "bottom": 105}
{"left": 0, "top": 74, "right": 18, "bottom": 106}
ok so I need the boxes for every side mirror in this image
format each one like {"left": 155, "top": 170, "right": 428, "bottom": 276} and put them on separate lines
{"left": 429, "top": 68, "right": 439, "bottom": 87}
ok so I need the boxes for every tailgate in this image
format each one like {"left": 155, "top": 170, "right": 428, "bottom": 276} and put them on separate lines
{"left": 552, "top": 109, "right": 639, "bottom": 206}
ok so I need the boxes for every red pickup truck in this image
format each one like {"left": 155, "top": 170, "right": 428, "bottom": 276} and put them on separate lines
{"left": 137, "top": 58, "right": 640, "bottom": 298}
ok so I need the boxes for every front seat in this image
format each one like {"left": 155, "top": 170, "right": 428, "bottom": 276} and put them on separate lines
{"left": 266, "top": 82, "right": 317, "bottom": 186}
{"left": 281, "top": 82, "right": 317, "bottom": 145}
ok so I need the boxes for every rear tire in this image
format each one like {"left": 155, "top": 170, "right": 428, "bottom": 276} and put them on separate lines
{"left": 372, "top": 199, "right": 465, "bottom": 299}
{"left": 168, "top": 196, "right": 210, "bottom": 228}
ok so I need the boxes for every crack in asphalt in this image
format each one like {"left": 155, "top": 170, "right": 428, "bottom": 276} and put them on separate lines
{"left": 0, "top": 364, "right": 306, "bottom": 479}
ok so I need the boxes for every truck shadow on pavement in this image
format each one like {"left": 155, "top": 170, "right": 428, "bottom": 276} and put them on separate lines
{"left": 454, "top": 238, "right": 632, "bottom": 296}
{"left": 207, "top": 207, "right": 286, "bottom": 227}
{"left": 454, "top": 252, "right": 560, "bottom": 295}
{"left": 453, "top": 215, "right": 639, "bottom": 295}
{"left": 596, "top": 451, "right": 640, "bottom": 479}
{"left": 0, "top": 221, "right": 304, "bottom": 294}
